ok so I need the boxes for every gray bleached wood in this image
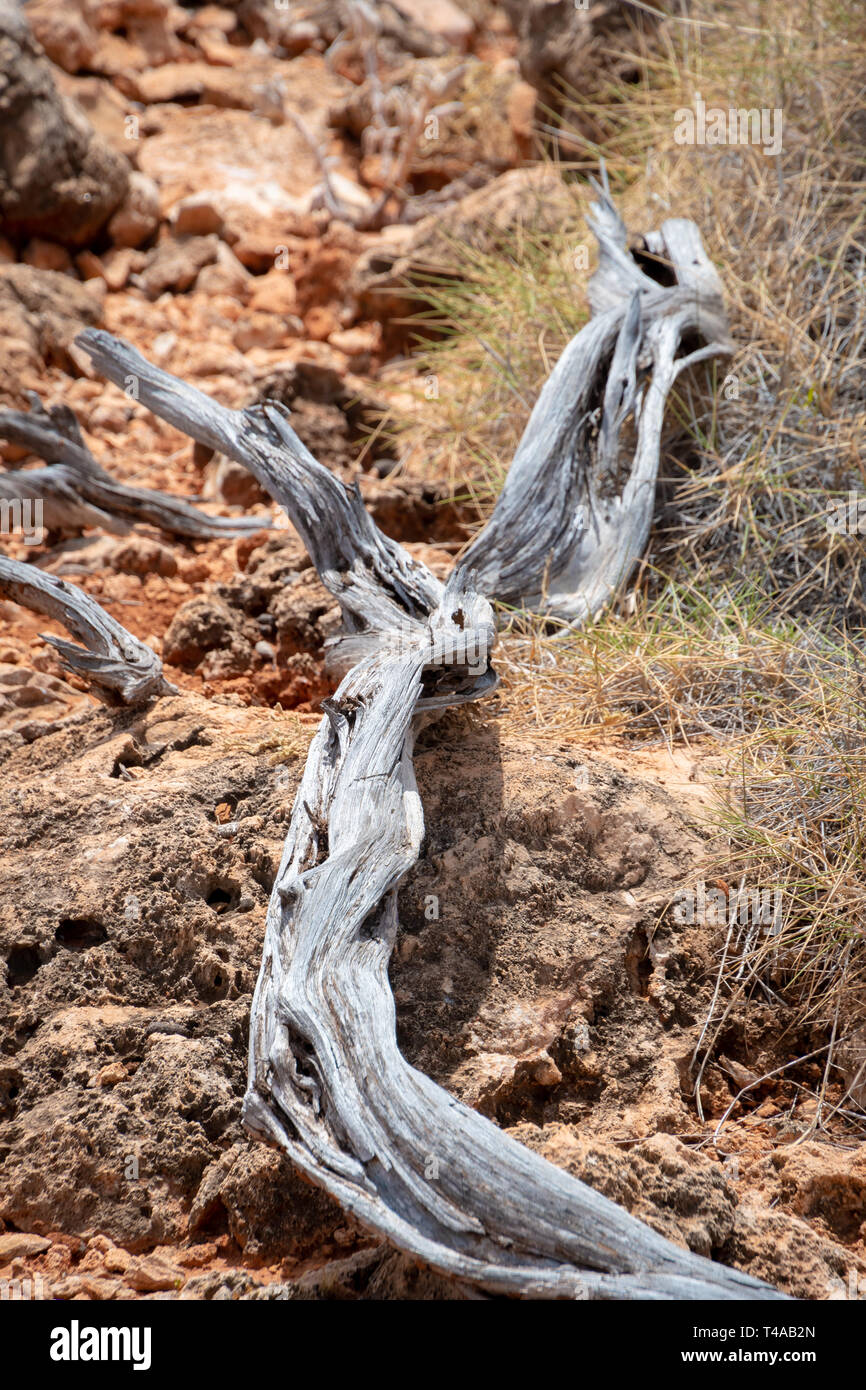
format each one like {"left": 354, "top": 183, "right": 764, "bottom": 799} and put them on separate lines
{"left": 76, "top": 327, "right": 444, "bottom": 635}
{"left": 0, "top": 464, "right": 130, "bottom": 535}
{"left": 0, "top": 555, "right": 173, "bottom": 705}
{"left": 0, "top": 395, "right": 270, "bottom": 541}
{"left": 72, "top": 191, "right": 784, "bottom": 1299}
{"left": 464, "top": 184, "right": 733, "bottom": 624}
{"left": 241, "top": 575, "right": 778, "bottom": 1300}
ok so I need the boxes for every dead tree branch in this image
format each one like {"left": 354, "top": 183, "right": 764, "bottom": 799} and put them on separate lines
{"left": 0, "top": 465, "right": 129, "bottom": 535}
{"left": 0, "top": 395, "right": 270, "bottom": 540}
{"left": 70, "top": 191, "right": 784, "bottom": 1299}
{"left": 75, "top": 328, "right": 443, "bottom": 632}
{"left": 0, "top": 555, "right": 172, "bottom": 705}
{"left": 463, "top": 180, "right": 733, "bottom": 624}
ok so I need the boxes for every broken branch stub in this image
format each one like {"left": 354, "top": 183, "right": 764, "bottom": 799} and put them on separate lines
{"left": 72, "top": 196, "right": 782, "bottom": 1298}
{"left": 0, "top": 556, "right": 172, "bottom": 706}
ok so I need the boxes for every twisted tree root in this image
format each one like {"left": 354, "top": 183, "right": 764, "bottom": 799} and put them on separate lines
{"left": 71, "top": 189, "right": 785, "bottom": 1299}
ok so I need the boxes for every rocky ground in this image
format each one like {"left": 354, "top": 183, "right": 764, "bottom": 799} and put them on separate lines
{"left": 1, "top": 0, "right": 864, "bottom": 1300}
{"left": 2, "top": 691, "right": 864, "bottom": 1301}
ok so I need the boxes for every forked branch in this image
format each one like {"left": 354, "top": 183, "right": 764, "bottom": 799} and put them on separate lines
{"left": 69, "top": 190, "right": 783, "bottom": 1299}
{"left": 464, "top": 179, "right": 733, "bottom": 624}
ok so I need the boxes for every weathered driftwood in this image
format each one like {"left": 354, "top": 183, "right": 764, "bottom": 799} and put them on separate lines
{"left": 0, "top": 395, "right": 270, "bottom": 540}
{"left": 241, "top": 590, "right": 776, "bottom": 1301}
{"left": 464, "top": 182, "right": 733, "bottom": 624}
{"left": 0, "top": 464, "right": 129, "bottom": 535}
{"left": 72, "top": 192, "right": 785, "bottom": 1299}
{"left": 76, "top": 329, "right": 443, "bottom": 635}
{"left": 0, "top": 555, "right": 172, "bottom": 705}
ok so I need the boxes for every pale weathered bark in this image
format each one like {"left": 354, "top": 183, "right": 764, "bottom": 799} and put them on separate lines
{"left": 0, "top": 395, "right": 270, "bottom": 540}
{"left": 0, "top": 555, "right": 172, "bottom": 705}
{"left": 75, "top": 328, "right": 444, "bottom": 634}
{"left": 464, "top": 182, "right": 732, "bottom": 624}
{"left": 241, "top": 594, "right": 778, "bottom": 1300}
{"left": 68, "top": 190, "right": 786, "bottom": 1299}
{"left": 0, "top": 465, "right": 129, "bottom": 535}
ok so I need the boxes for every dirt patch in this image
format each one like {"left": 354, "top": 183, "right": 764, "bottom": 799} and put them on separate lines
{"left": 0, "top": 698, "right": 862, "bottom": 1299}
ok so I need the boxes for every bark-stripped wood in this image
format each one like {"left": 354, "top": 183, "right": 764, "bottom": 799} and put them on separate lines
{"left": 72, "top": 191, "right": 786, "bottom": 1299}
{"left": 0, "top": 395, "right": 270, "bottom": 540}
{"left": 75, "top": 329, "right": 444, "bottom": 634}
{"left": 0, "top": 555, "right": 172, "bottom": 705}
{"left": 241, "top": 593, "right": 778, "bottom": 1300}
{"left": 464, "top": 183, "right": 733, "bottom": 624}
{"left": 0, "top": 465, "right": 130, "bottom": 535}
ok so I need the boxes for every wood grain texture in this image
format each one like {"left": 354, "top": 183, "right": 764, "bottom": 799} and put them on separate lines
{"left": 241, "top": 585, "right": 779, "bottom": 1300}
{"left": 0, "top": 555, "right": 173, "bottom": 705}
{"left": 72, "top": 191, "right": 787, "bottom": 1299}
{"left": 464, "top": 182, "right": 733, "bottom": 625}
{"left": 0, "top": 395, "right": 270, "bottom": 540}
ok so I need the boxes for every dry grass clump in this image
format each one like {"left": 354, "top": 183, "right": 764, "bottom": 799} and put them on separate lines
{"left": 653, "top": 133, "right": 866, "bottom": 622}
{"left": 380, "top": 199, "right": 590, "bottom": 512}
{"left": 495, "top": 580, "right": 828, "bottom": 743}
{"left": 594, "top": 7, "right": 866, "bottom": 612}
{"left": 689, "top": 645, "right": 866, "bottom": 1136}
